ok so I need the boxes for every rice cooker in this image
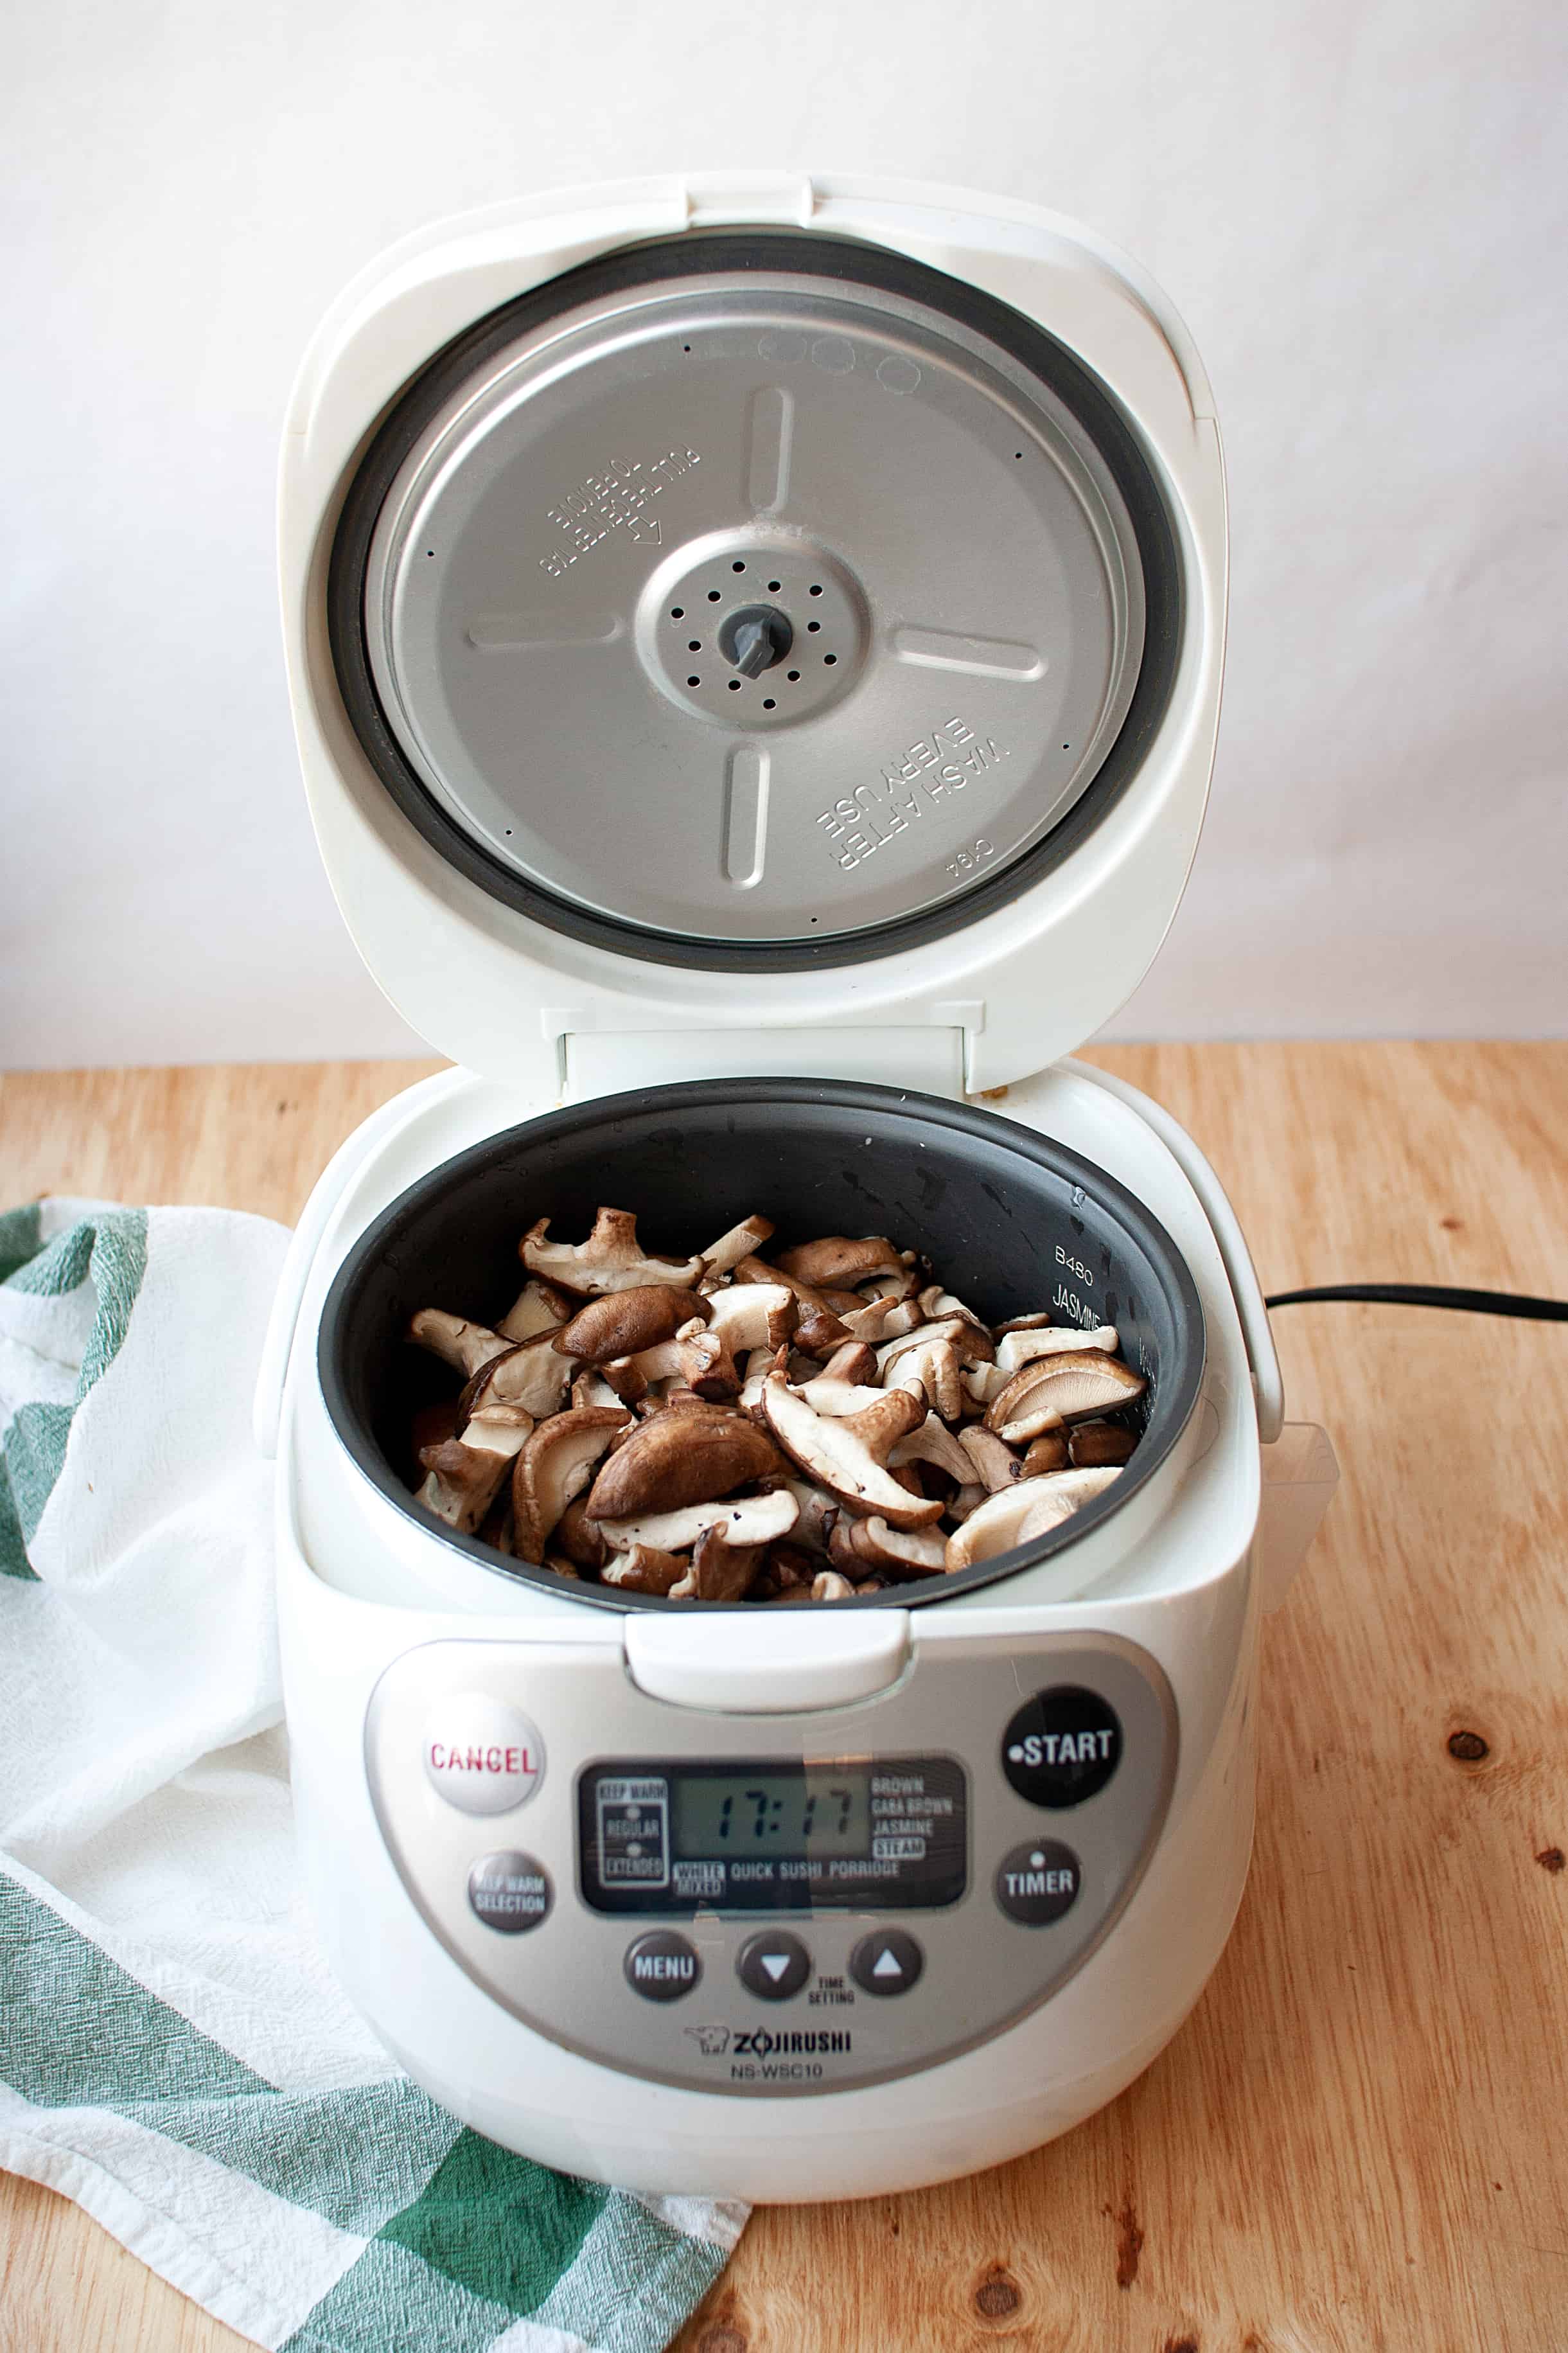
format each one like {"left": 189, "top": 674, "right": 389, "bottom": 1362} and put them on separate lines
{"left": 256, "top": 172, "right": 1339, "bottom": 2203}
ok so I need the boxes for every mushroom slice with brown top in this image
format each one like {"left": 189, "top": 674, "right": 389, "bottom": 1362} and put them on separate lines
{"left": 773, "top": 1235, "right": 905, "bottom": 1290}
{"left": 555, "top": 1493, "right": 608, "bottom": 1571}
{"left": 885, "top": 1335, "right": 964, "bottom": 1421}
{"left": 992, "top": 1310, "right": 1053, "bottom": 1337}
{"left": 761, "top": 1374, "right": 942, "bottom": 1531}
{"left": 1021, "top": 1428, "right": 1070, "bottom": 1477}
{"left": 511, "top": 1405, "right": 630, "bottom": 1564}
{"left": 874, "top": 1317, "right": 969, "bottom": 1383}
{"left": 1069, "top": 1420, "right": 1138, "bottom": 1468}
{"left": 994, "top": 1322, "right": 1119, "bottom": 1374}
{"left": 696, "top": 1213, "right": 775, "bottom": 1282}
{"left": 669, "top": 1521, "right": 771, "bottom": 1603}
{"left": 956, "top": 1425, "right": 1024, "bottom": 1492}
{"left": 739, "top": 1344, "right": 788, "bottom": 1415}
{"left": 461, "top": 1332, "right": 575, "bottom": 1421}
{"left": 703, "top": 1283, "right": 796, "bottom": 1353}
{"left": 520, "top": 1207, "right": 701, "bottom": 1295}
{"left": 839, "top": 1293, "right": 922, "bottom": 1346}
{"left": 829, "top": 1513, "right": 948, "bottom": 1582}
{"left": 944, "top": 1466, "right": 1123, "bottom": 1569}
{"left": 983, "top": 1351, "right": 1147, "bottom": 1444}
{"left": 815, "top": 1340, "right": 879, "bottom": 1388}
{"left": 552, "top": 1284, "right": 709, "bottom": 1366}
{"left": 774, "top": 1478, "right": 840, "bottom": 1556}
{"left": 791, "top": 1373, "right": 888, "bottom": 1417}
{"left": 571, "top": 1369, "right": 627, "bottom": 1414}
{"left": 415, "top": 1403, "right": 535, "bottom": 1532}
{"left": 583, "top": 1407, "right": 780, "bottom": 1522}
{"left": 732, "top": 1254, "right": 840, "bottom": 1317}
{"left": 601, "top": 1543, "right": 689, "bottom": 1595}
{"left": 495, "top": 1277, "right": 577, "bottom": 1345}
{"left": 791, "top": 1307, "right": 853, "bottom": 1360}
{"left": 604, "top": 1317, "right": 739, "bottom": 1405}
{"left": 594, "top": 1486, "right": 800, "bottom": 1557}
{"left": 889, "top": 1413, "right": 976, "bottom": 1486}
{"left": 407, "top": 1310, "right": 513, "bottom": 1379}
{"left": 811, "top": 1570, "right": 858, "bottom": 1601}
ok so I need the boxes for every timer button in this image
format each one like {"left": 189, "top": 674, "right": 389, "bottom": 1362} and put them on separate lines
{"left": 995, "top": 1839, "right": 1081, "bottom": 1926}
{"left": 468, "top": 1851, "right": 551, "bottom": 1933}
{"left": 849, "top": 1930, "right": 924, "bottom": 1996}
{"left": 423, "top": 1696, "right": 544, "bottom": 1815}
{"left": 1001, "top": 1686, "right": 1121, "bottom": 1808}
{"left": 737, "top": 1930, "right": 811, "bottom": 2000}
{"left": 624, "top": 1931, "right": 702, "bottom": 2002}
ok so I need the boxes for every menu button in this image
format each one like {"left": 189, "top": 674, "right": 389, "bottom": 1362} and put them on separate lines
{"left": 624, "top": 1931, "right": 702, "bottom": 2002}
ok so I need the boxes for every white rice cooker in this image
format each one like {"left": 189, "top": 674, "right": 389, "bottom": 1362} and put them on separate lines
{"left": 256, "top": 173, "right": 1339, "bottom": 2203}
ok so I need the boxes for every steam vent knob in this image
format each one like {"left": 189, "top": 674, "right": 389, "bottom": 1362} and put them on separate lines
{"left": 719, "top": 605, "right": 794, "bottom": 678}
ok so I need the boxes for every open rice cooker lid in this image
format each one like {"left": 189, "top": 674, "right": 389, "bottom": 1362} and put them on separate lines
{"left": 292, "top": 179, "right": 1225, "bottom": 1079}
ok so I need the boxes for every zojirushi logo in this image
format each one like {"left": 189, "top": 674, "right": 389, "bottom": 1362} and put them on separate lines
{"left": 731, "top": 2029, "right": 850, "bottom": 2057}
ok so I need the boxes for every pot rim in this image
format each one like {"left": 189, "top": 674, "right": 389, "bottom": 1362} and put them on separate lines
{"left": 317, "top": 1078, "right": 1206, "bottom": 1610}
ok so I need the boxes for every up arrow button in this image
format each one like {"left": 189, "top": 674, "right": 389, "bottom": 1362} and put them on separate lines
{"left": 850, "top": 1930, "right": 924, "bottom": 1996}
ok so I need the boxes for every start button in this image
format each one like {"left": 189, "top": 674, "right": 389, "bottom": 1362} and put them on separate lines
{"left": 422, "top": 1694, "right": 544, "bottom": 1815}
{"left": 1001, "top": 1685, "right": 1121, "bottom": 1809}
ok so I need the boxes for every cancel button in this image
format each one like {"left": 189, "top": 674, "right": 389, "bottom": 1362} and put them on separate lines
{"left": 995, "top": 1839, "right": 1081, "bottom": 1927}
{"left": 624, "top": 1931, "right": 703, "bottom": 2002}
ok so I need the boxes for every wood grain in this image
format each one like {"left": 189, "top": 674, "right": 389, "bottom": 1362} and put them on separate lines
{"left": 2, "top": 1044, "right": 1565, "bottom": 2353}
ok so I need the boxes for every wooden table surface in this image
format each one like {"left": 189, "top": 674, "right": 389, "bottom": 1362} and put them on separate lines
{"left": 1, "top": 1042, "right": 1565, "bottom": 2353}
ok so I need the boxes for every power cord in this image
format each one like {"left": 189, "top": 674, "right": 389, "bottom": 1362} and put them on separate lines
{"left": 1265, "top": 1283, "right": 1568, "bottom": 1321}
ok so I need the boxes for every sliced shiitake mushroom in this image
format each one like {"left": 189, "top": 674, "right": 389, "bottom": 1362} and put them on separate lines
{"left": 761, "top": 1374, "right": 942, "bottom": 1531}
{"left": 584, "top": 1408, "right": 781, "bottom": 1522}
{"left": 407, "top": 1310, "right": 512, "bottom": 1379}
{"left": 594, "top": 1486, "right": 800, "bottom": 1557}
{"left": 461, "top": 1333, "right": 575, "bottom": 1421}
{"left": 496, "top": 1277, "right": 576, "bottom": 1344}
{"left": 697, "top": 1213, "right": 775, "bottom": 1281}
{"left": 983, "top": 1351, "right": 1147, "bottom": 1444}
{"left": 944, "top": 1467, "right": 1122, "bottom": 1570}
{"left": 829, "top": 1512, "right": 949, "bottom": 1582}
{"left": 773, "top": 1235, "right": 905, "bottom": 1290}
{"left": 522, "top": 1207, "right": 701, "bottom": 1295}
{"left": 601, "top": 1543, "right": 689, "bottom": 1595}
{"left": 552, "top": 1284, "right": 709, "bottom": 1365}
{"left": 511, "top": 1405, "right": 630, "bottom": 1564}
{"left": 1069, "top": 1419, "right": 1138, "bottom": 1468}
{"left": 994, "top": 1321, "right": 1119, "bottom": 1374}
{"left": 669, "top": 1520, "right": 770, "bottom": 1603}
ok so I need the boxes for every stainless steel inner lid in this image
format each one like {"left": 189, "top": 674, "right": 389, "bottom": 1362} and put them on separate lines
{"left": 351, "top": 242, "right": 1154, "bottom": 951}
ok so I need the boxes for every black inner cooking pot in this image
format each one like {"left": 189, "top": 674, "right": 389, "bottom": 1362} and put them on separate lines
{"left": 319, "top": 1079, "right": 1205, "bottom": 1610}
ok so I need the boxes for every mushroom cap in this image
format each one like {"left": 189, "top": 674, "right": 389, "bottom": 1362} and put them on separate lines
{"left": 983, "top": 1351, "right": 1147, "bottom": 1442}
{"left": 773, "top": 1235, "right": 904, "bottom": 1289}
{"left": 583, "top": 1407, "right": 780, "bottom": 1521}
{"left": 811, "top": 1570, "right": 858, "bottom": 1601}
{"left": 790, "top": 1306, "right": 853, "bottom": 1360}
{"left": 553, "top": 1284, "right": 709, "bottom": 1365}
{"left": 594, "top": 1486, "right": 800, "bottom": 1556}
{"left": 511, "top": 1405, "right": 630, "bottom": 1564}
{"left": 956, "top": 1424, "right": 1024, "bottom": 1491}
{"left": 994, "top": 1322, "right": 1119, "bottom": 1374}
{"left": 554, "top": 1492, "right": 608, "bottom": 1570}
{"left": 944, "top": 1466, "right": 1123, "bottom": 1570}
{"left": 521, "top": 1207, "right": 701, "bottom": 1295}
{"left": 761, "top": 1373, "right": 942, "bottom": 1530}
{"left": 1069, "top": 1419, "right": 1138, "bottom": 1468}
{"left": 1021, "top": 1428, "right": 1071, "bottom": 1477}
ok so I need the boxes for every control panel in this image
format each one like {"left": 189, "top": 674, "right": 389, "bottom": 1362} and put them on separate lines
{"left": 366, "top": 1631, "right": 1177, "bottom": 2096}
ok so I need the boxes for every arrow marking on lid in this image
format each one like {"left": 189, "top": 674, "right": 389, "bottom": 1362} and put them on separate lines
{"left": 723, "top": 744, "right": 769, "bottom": 889}
{"left": 761, "top": 1953, "right": 792, "bottom": 1982}
{"left": 872, "top": 1948, "right": 903, "bottom": 1977}
{"left": 466, "top": 614, "right": 623, "bottom": 652}
{"left": 890, "top": 625, "right": 1046, "bottom": 680}
{"left": 745, "top": 385, "right": 794, "bottom": 516}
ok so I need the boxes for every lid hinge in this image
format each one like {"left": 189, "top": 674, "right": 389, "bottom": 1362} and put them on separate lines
{"left": 556, "top": 1023, "right": 975, "bottom": 1104}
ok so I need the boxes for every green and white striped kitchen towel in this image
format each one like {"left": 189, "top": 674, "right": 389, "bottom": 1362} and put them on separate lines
{"left": 0, "top": 1198, "right": 743, "bottom": 2351}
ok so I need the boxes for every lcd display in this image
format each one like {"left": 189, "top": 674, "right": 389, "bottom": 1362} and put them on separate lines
{"left": 578, "top": 1755, "right": 967, "bottom": 1915}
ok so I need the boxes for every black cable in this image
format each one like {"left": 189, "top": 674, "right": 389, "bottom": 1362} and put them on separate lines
{"left": 1264, "top": 1283, "right": 1568, "bottom": 1321}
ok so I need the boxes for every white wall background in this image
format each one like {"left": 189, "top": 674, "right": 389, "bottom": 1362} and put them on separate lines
{"left": 2, "top": 0, "right": 1564, "bottom": 1069}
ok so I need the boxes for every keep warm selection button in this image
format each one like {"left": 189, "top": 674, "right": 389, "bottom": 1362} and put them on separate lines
{"left": 422, "top": 1694, "right": 544, "bottom": 1815}
{"left": 995, "top": 1840, "right": 1081, "bottom": 1927}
